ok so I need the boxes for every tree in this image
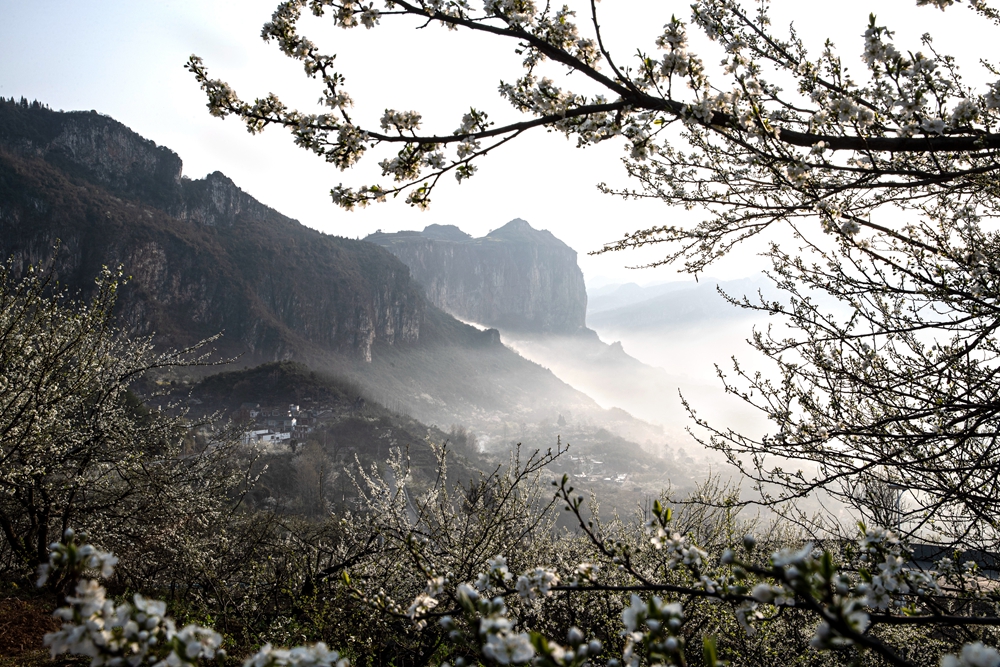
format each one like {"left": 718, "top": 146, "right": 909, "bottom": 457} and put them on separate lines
{"left": 0, "top": 262, "right": 240, "bottom": 577}
{"left": 189, "top": 0, "right": 1000, "bottom": 553}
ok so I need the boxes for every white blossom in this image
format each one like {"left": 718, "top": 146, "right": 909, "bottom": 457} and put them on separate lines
{"left": 922, "top": 117, "right": 946, "bottom": 134}
{"left": 482, "top": 632, "right": 535, "bottom": 664}
{"left": 941, "top": 643, "right": 1000, "bottom": 667}
{"left": 949, "top": 99, "right": 980, "bottom": 126}
{"left": 407, "top": 593, "right": 439, "bottom": 620}
{"left": 515, "top": 567, "right": 559, "bottom": 600}
{"left": 244, "top": 643, "right": 348, "bottom": 667}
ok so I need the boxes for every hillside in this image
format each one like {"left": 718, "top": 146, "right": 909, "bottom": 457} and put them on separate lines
{"left": 0, "top": 101, "right": 429, "bottom": 362}
{"left": 169, "top": 361, "right": 486, "bottom": 509}
{"left": 173, "top": 361, "right": 699, "bottom": 510}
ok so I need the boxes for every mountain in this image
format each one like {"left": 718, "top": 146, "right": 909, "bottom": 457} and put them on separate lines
{"left": 360, "top": 218, "right": 715, "bottom": 452}
{"left": 0, "top": 99, "right": 673, "bottom": 458}
{"left": 587, "top": 277, "right": 778, "bottom": 330}
{"left": 587, "top": 281, "right": 697, "bottom": 315}
{"left": 366, "top": 220, "right": 588, "bottom": 334}
{"left": 0, "top": 100, "right": 425, "bottom": 363}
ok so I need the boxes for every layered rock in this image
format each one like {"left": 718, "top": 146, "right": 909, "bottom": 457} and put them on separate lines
{"left": 367, "top": 219, "right": 588, "bottom": 334}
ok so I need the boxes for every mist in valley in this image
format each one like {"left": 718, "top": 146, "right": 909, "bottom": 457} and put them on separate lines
{"left": 500, "top": 277, "right": 780, "bottom": 459}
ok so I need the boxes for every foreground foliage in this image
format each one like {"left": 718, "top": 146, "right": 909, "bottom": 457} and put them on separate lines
{"left": 4, "top": 248, "right": 1000, "bottom": 666}
{"left": 2, "top": 267, "right": 995, "bottom": 666}
{"left": 36, "top": 461, "right": 1000, "bottom": 667}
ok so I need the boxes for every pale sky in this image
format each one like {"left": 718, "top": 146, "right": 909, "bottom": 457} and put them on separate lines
{"left": 1, "top": 1, "right": 993, "bottom": 285}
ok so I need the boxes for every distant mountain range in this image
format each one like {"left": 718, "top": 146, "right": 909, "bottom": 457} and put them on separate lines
{"left": 588, "top": 277, "right": 779, "bottom": 330}
{"left": 0, "top": 99, "right": 670, "bottom": 451}
{"left": 364, "top": 218, "right": 747, "bottom": 445}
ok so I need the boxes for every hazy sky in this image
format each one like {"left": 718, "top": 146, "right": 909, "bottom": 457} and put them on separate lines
{"left": 1, "top": 1, "right": 992, "bottom": 285}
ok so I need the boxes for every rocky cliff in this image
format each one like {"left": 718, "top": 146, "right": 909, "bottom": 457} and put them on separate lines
{"left": 0, "top": 100, "right": 635, "bottom": 435}
{"left": 0, "top": 99, "right": 424, "bottom": 362}
{"left": 367, "top": 220, "right": 588, "bottom": 334}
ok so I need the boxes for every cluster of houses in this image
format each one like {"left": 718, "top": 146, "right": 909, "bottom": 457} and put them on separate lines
{"left": 551, "top": 453, "right": 630, "bottom": 485}
{"left": 239, "top": 403, "right": 315, "bottom": 447}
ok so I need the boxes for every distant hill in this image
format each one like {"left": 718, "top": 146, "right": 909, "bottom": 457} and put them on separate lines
{"left": 587, "top": 277, "right": 778, "bottom": 330}
{"left": 367, "top": 219, "right": 588, "bottom": 334}
{"left": 165, "top": 361, "right": 484, "bottom": 513}
{"left": 177, "top": 361, "right": 699, "bottom": 511}
{"left": 587, "top": 281, "right": 697, "bottom": 314}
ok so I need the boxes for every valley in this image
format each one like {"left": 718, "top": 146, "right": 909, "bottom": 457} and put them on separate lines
{"left": 0, "top": 99, "right": 713, "bottom": 506}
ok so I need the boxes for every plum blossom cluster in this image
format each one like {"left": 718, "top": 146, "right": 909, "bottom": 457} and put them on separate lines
{"left": 484, "top": 0, "right": 537, "bottom": 27}
{"left": 514, "top": 567, "right": 560, "bottom": 600}
{"left": 941, "top": 643, "right": 1000, "bottom": 667}
{"left": 645, "top": 501, "right": 709, "bottom": 571}
{"left": 855, "top": 527, "right": 941, "bottom": 608}
{"left": 400, "top": 553, "right": 569, "bottom": 663}
{"left": 408, "top": 556, "right": 560, "bottom": 630}
{"left": 725, "top": 525, "right": 958, "bottom": 650}
{"left": 38, "top": 531, "right": 347, "bottom": 667}
{"left": 455, "top": 583, "right": 535, "bottom": 664}
{"left": 44, "top": 581, "right": 224, "bottom": 667}
{"left": 36, "top": 528, "right": 118, "bottom": 587}
{"left": 443, "top": 581, "right": 605, "bottom": 667}
{"left": 244, "top": 644, "right": 349, "bottom": 667}
{"left": 527, "top": 6, "right": 599, "bottom": 68}
{"left": 532, "top": 626, "right": 603, "bottom": 667}
{"left": 39, "top": 531, "right": 225, "bottom": 667}
{"left": 620, "top": 595, "right": 693, "bottom": 667}
{"left": 567, "top": 562, "right": 599, "bottom": 586}
{"left": 476, "top": 555, "right": 515, "bottom": 591}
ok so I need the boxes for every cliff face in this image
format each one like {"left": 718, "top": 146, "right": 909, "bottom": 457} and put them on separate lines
{"left": 367, "top": 220, "right": 588, "bottom": 334}
{"left": 0, "top": 100, "right": 423, "bottom": 362}
{"left": 0, "top": 101, "right": 643, "bottom": 438}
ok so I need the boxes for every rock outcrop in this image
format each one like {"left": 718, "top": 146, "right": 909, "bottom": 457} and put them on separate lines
{"left": 367, "top": 219, "right": 588, "bottom": 334}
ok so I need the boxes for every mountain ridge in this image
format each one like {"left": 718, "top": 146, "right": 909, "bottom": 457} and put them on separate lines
{"left": 367, "top": 219, "right": 588, "bottom": 335}
{"left": 0, "top": 99, "right": 670, "bottom": 450}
